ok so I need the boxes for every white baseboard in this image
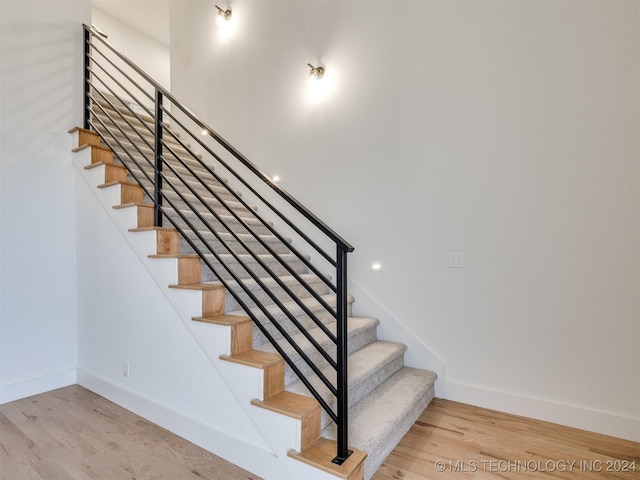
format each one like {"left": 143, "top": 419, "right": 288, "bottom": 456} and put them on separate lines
{"left": 0, "top": 368, "right": 77, "bottom": 404}
{"left": 76, "top": 368, "right": 291, "bottom": 480}
{"left": 444, "top": 379, "right": 640, "bottom": 443}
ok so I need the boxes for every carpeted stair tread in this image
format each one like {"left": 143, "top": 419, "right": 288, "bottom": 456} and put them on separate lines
{"left": 219, "top": 273, "right": 332, "bottom": 312}
{"left": 226, "top": 293, "right": 353, "bottom": 344}
{"left": 189, "top": 252, "right": 310, "bottom": 281}
{"left": 258, "top": 317, "right": 380, "bottom": 385}
{"left": 287, "top": 340, "right": 408, "bottom": 426}
{"left": 100, "top": 129, "right": 201, "bottom": 161}
{"left": 107, "top": 147, "right": 213, "bottom": 179}
{"left": 92, "top": 96, "right": 157, "bottom": 126}
{"left": 162, "top": 191, "right": 256, "bottom": 219}
{"left": 94, "top": 113, "right": 190, "bottom": 149}
{"left": 174, "top": 208, "right": 272, "bottom": 229}
{"left": 321, "top": 367, "right": 437, "bottom": 480}
{"left": 178, "top": 231, "right": 291, "bottom": 261}
{"left": 95, "top": 117, "right": 191, "bottom": 154}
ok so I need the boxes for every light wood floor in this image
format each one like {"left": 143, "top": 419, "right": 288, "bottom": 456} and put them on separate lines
{"left": 0, "top": 385, "right": 261, "bottom": 480}
{"left": 1, "top": 386, "right": 638, "bottom": 480}
{"left": 372, "top": 398, "right": 640, "bottom": 480}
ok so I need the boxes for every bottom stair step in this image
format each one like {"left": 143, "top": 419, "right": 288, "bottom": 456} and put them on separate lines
{"left": 287, "top": 340, "right": 408, "bottom": 429}
{"left": 288, "top": 437, "right": 367, "bottom": 480}
{"left": 322, "top": 367, "right": 437, "bottom": 480}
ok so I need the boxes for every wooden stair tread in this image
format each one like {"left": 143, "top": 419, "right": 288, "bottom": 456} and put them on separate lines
{"left": 251, "top": 391, "right": 319, "bottom": 420}
{"left": 127, "top": 225, "right": 175, "bottom": 232}
{"left": 193, "top": 314, "right": 251, "bottom": 326}
{"left": 168, "top": 283, "right": 224, "bottom": 291}
{"left": 98, "top": 180, "right": 140, "bottom": 189}
{"left": 220, "top": 349, "right": 282, "bottom": 368}
{"left": 288, "top": 438, "right": 367, "bottom": 480}
{"left": 116, "top": 203, "right": 154, "bottom": 211}
{"left": 84, "top": 161, "right": 125, "bottom": 171}
{"left": 68, "top": 126, "right": 94, "bottom": 134}
{"left": 72, "top": 143, "right": 111, "bottom": 153}
{"left": 148, "top": 254, "right": 200, "bottom": 259}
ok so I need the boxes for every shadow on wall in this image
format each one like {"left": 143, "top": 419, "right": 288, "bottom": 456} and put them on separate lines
{"left": 0, "top": 25, "right": 78, "bottom": 165}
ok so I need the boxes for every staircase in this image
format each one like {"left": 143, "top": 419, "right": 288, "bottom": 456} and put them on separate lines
{"left": 74, "top": 25, "right": 437, "bottom": 480}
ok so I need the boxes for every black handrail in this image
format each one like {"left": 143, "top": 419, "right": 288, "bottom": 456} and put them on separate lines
{"left": 83, "top": 24, "right": 353, "bottom": 464}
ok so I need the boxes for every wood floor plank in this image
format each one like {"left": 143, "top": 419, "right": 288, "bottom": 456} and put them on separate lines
{"left": 0, "top": 460, "right": 45, "bottom": 480}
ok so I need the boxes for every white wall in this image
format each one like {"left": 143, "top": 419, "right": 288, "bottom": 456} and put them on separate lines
{"left": 92, "top": 6, "right": 170, "bottom": 92}
{"left": 170, "top": 1, "right": 640, "bottom": 441}
{"left": 0, "top": 1, "right": 90, "bottom": 403}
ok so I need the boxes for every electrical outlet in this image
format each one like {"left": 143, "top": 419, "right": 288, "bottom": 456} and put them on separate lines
{"left": 448, "top": 252, "right": 464, "bottom": 268}
{"left": 123, "top": 362, "right": 130, "bottom": 378}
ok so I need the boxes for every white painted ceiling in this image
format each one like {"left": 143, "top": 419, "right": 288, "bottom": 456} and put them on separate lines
{"left": 93, "top": 0, "right": 171, "bottom": 46}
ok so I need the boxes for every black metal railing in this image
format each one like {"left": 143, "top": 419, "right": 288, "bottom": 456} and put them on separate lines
{"left": 82, "top": 24, "right": 354, "bottom": 464}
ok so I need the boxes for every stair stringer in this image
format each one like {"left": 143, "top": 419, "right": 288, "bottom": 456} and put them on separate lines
{"left": 72, "top": 142, "right": 359, "bottom": 480}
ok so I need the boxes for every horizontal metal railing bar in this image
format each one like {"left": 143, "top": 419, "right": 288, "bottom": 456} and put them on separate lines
{"left": 88, "top": 38, "right": 154, "bottom": 108}
{"left": 89, "top": 94, "right": 153, "bottom": 172}
{"left": 159, "top": 118, "right": 339, "bottom": 297}
{"left": 88, "top": 71, "right": 155, "bottom": 153}
{"left": 89, "top": 55, "right": 154, "bottom": 127}
{"left": 89, "top": 87, "right": 155, "bottom": 170}
{"left": 88, "top": 61, "right": 155, "bottom": 140}
{"left": 85, "top": 27, "right": 351, "bottom": 253}
{"left": 160, "top": 105, "right": 339, "bottom": 267}
{"left": 157, "top": 160, "right": 339, "bottom": 368}
{"left": 94, "top": 113, "right": 188, "bottom": 152}
{"left": 159, "top": 136, "right": 340, "bottom": 334}
{"left": 156, "top": 181, "right": 339, "bottom": 399}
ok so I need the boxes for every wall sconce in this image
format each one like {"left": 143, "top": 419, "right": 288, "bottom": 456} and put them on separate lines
{"left": 307, "top": 63, "right": 325, "bottom": 81}
{"left": 215, "top": 5, "right": 232, "bottom": 27}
